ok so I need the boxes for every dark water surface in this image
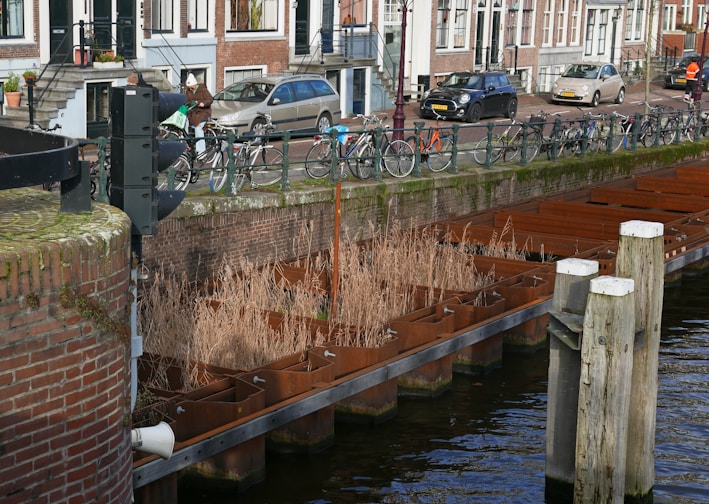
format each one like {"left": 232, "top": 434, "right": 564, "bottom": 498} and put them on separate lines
{"left": 181, "top": 274, "right": 709, "bottom": 503}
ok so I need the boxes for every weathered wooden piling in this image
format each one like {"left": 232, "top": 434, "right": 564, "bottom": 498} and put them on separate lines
{"left": 545, "top": 258, "right": 599, "bottom": 494}
{"left": 616, "top": 221, "right": 665, "bottom": 499}
{"left": 574, "top": 276, "right": 635, "bottom": 504}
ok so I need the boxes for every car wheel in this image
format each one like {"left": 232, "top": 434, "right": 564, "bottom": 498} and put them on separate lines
{"left": 505, "top": 97, "right": 518, "bottom": 119}
{"left": 316, "top": 113, "right": 332, "bottom": 133}
{"left": 251, "top": 117, "right": 267, "bottom": 134}
{"left": 590, "top": 91, "right": 600, "bottom": 107}
{"left": 614, "top": 87, "right": 625, "bottom": 104}
{"left": 468, "top": 103, "right": 482, "bottom": 123}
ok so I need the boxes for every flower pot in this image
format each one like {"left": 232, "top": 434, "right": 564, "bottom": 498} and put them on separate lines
{"left": 74, "top": 48, "right": 90, "bottom": 65}
{"left": 4, "top": 91, "right": 21, "bottom": 107}
{"left": 23, "top": 76, "right": 36, "bottom": 87}
{"left": 93, "top": 61, "right": 124, "bottom": 69}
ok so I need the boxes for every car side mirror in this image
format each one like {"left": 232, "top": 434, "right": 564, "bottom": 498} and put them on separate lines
{"left": 487, "top": 85, "right": 495, "bottom": 92}
{"left": 270, "top": 97, "right": 281, "bottom": 106}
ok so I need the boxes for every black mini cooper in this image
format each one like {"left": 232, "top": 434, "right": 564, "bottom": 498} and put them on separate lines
{"left": 419, "top": 71, "right": 518, "bottom": 123}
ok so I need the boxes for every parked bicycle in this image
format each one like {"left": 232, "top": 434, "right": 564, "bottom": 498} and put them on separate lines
{"left": 472, "top": 119, "right": 539, "bottom": 165}
{"left": 562, "top": 109, "right": 606, "bottom": 156}
{"left": 406, "top": 109, "right": 454, "bottom": 172}
{"left": 304, "top": 114, "right": 414, "bottom": 180}
{"left": 208, "top": 111, "right": 283, "bottom": 194}
{"left": 605, "top": 111, "right": 635, "bottom": 153}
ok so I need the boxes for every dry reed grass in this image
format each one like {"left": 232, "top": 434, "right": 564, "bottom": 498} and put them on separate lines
{"left": 139, "top": 218, "right": 530, "bottom": 386}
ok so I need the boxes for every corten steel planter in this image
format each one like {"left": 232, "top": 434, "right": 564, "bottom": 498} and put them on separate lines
{"left": 412, "top": 285, "right": 468, "bottom": 310}
{"left": 172, "top": 377, "right": 268, "bottom": 492}
{"left": 242, "top": 352, "right": 335, "bottom": 454}
{"left": 389, "top": 303, "right": 457, "bottom": 397}
{"left": 274, "top": 263, "right": 330, "bottom": 294}
{"left": 496, "top": 273, "right": 554, "bottom": 352}
{"left": 311, "top": 337, "right": 400, "bottom": 424}
{"left": 443, "top": 290, "right": 507, "bottom": 375}
{"left": 137, "top": 353, "right": 238, "bottom": 398}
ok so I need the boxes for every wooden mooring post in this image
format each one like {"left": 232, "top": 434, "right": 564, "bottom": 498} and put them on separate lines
{"left": 545, "top": 220, "right": 665, "bottom": 503}
{"left": 617, "top": 220, "right": 665, "bottom": 500}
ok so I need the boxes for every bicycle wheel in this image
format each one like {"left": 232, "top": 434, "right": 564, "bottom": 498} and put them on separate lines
{"left": 353, "top": 142, "right": 376, "bottom": 180}
{"left": 504, "top": 131, "right": 540, "bottom": 163}
{"left": 640, "top": 122, "right": 657, "bottom": 147}
{"left": 249, "top": 146, "right": 283, "bottom": 187}
{"left": 383, "top": 139, "right": 415, "bottom": 177}
{"left": 558, "top": 129, "right": 579, "bottom": 158}
{"left": 605, "top": 122, "right": 625, "bottom": 153}
{"left": 661, "top": 118, "right": 678, "bottom": 145}
{"left": 426, "top": 136, "right": 453, "bottom": 172}
{"left": 158, "top": 154, "right": 191, "bottom": 191}
{"left": 473, "top": 136, "right": 503, "bottom": 165}
{"left": 683, "top": 115, "right": 700, "bottom": 142}
{"left": 305, "top": 140, "right": 333, "bottom": 179}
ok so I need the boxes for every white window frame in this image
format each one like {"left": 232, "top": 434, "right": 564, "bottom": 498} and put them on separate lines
{"left": 556, "top": 0, "right": 568, "bottom": 45}
{"left": 663, "top": 4, "right": 677, "bottom": 31}
{"left": 699, "top": 5, "right": 707, "bottom": 30}
{"left": 543, "top": 0, "right": 553, "bottom": 46}
{"left": 569, "top": 0, "right": 581, "bottom": 45}
{"left": 224, "top": 65, "right": 267, "bottom": 87}
{"left": 188, "top": 0, "right": 210, "bottom": 32}
{"left": 225, "top": 0, "right": 284, "bottom": 39}
{"left": 682, "top": 0, "right": 692, "bottom": 25}
{"left": 436, "top": 0, "right": 470, "bottom": 50}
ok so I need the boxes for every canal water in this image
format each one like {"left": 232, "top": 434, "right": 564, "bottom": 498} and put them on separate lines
{"left": 180, "top": 273, "right": 709, "bottom": 503}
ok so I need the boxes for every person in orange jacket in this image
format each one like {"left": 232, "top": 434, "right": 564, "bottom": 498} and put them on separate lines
{"left": 684, "top": 57, "right": 700, "bottom": 103}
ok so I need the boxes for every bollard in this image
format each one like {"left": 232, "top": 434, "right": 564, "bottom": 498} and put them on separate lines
{"left": 616, "top": 220, "right": 665, "bottom": 500}
{"left": 545, "top": 258, "right": 599, "bottom": 499}
{"left": 574, "top": 276, "right": 635, "bottom": 504}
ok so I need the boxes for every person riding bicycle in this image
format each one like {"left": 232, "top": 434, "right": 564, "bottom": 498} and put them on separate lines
{"left": 684, "top": 56, "right": 700, "bottom": 103}
{"left": 184, "top": 73, "right": 213, "bottom": 154}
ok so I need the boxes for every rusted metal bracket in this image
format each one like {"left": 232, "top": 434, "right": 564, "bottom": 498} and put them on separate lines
{"left": 548, "top": 310, "right": 646, "bottom": 351}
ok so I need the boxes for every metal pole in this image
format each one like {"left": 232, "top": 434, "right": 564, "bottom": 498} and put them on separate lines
{"left": 610, "top": 14, "right": 618, "bottom": 65}
{"left": 693, "top": 12, "right": 709, "bottom": 102}
{"left": 392, "top": 0, "right": 409, "bottom": 141}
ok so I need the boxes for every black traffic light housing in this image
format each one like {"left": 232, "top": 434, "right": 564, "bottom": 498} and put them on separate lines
{"left": 109, "top": 86, "right": 186, "bottom": 253}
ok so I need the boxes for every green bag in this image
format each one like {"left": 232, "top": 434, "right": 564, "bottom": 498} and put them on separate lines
{"left": 161, "top": 104, "right": 190, "bottom": 130}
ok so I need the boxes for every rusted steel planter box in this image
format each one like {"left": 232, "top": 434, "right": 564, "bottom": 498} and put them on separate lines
{"left": 242, "top": 353, "right": 335, "bottom": 454}
{"left": 389, "top": 304, "right": 456, "bottom": 397}
{"left": 274, "top": 263, "right": 330, "bottom": 294}
{"left": 311, "top": 337, "right": 400, "bottom": 424}
{"left": 443, "top": 291, "right": 507, "bottom": 375}
{"left": 496, "top": 274, "right": 553, "bottom": 352}
{"left": 137, "top": 353, "right": 237, "bottom": 398}
{"left": 174, "top": 377, "right": 267, "bottom": 492}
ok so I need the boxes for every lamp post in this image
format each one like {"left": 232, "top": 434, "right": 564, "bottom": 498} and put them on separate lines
{"left": 610, "top": 7, "right": 622, "bottom": 65}
{"left": 392, "top": 0, "right": 411, "bottom": 140}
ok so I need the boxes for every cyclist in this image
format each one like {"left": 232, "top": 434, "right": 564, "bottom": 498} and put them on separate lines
{"left": 684, "top": 56, "right": 700, "bottom": 103}
{"left": 184, "top": 73, "right": 213, "bottom": 154}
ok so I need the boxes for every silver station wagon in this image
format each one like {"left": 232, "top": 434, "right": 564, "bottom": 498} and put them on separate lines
{"left": 211, "top": 73, "right": 342, "bottom": 133}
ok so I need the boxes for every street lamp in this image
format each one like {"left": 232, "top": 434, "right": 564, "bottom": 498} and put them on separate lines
{"left": 392, "top": 0, "right": 411, "bottom": 140}
{"left": 610, "top": 7, "right": 623, "bottom": 65}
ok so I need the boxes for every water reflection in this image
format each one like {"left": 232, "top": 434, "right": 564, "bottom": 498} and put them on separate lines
{"left": 180, "top": 275, "right": 708, "bottom": 503}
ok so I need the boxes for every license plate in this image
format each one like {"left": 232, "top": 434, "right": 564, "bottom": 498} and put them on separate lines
{"left": 676, "top": 78, "right": 686, "bottom": 84}
{"left": 561, "top": 91, "right": 576, "bottom": 98}
{"left": 432, "top": 104, "right": 447, "bottom": 111}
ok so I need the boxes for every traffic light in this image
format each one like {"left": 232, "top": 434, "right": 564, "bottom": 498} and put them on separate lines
{"left": 109, "top": 86, "right": 186, "bottom": 243}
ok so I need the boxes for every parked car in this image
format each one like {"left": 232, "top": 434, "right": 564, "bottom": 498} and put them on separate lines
{"left": 551, "top": 63, "right": 625, "bottom": 107}
{"left": 664, "top": 53, "right": 709, "bottom": 91}
{"left": 419, "top": 71, "right": 518, "bottom": 123}
{"left": 211, "top": 73, "right": 341, "bottom": 133}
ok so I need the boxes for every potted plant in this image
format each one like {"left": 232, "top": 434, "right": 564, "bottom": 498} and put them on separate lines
{"left": 23, "top": 69, "right": 37, "bottom": 86}
{"left": 3, "top": 72, "right": 21, "bottom": 107}
{"left": 93, "top": 52, "right": 125, "bottom": 69}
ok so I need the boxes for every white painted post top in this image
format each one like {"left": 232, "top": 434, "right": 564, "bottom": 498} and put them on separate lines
{"left": 620, "top": 220, "right": 664, "bottom": 238}
{"left": 556, "top": 258, "right": 600, "bottom": 276}
{"left": 590, "top": 276, "right": 634, "bottom": 296}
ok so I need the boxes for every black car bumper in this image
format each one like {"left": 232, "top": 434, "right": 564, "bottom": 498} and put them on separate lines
{"left": 419, "top": 99, "right": 468, "bottom": 120}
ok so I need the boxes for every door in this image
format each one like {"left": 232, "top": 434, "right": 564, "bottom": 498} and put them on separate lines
{"left": 295, "top": 0, "right": 309, "bottom": 55}
{"left": 352, "top": 69, "right": 365, "bottom": 115}
{"left": 117, "top": 0, "right": 136, "bottom": 58}
{"left": 87, "top": 82, "right": 111, "bottom": 139}
{"left": 490, "top": 11, "right": 501, "bottom": 65}
{"left": 49, "top": 0, "right": 72, "bottom": 64}
{"left": 322, "top": 0, "right": 334, "bottom": 53}
{"left": 93, "top": 0, "right": 112, "bottom": 54}
{"left": 474, "top": 12, "right": 484, "bottom": 67}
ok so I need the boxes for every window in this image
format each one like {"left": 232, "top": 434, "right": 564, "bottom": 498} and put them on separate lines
{"left": 570, "top": 0, "right": 581, "bottom": 45}
{"left": 663, "top": 5, "right": 676, "bottom": 31}
{"left": 699, "top": 5, "right": 707, "bottom": 30}
{"left": 556, "top": 0, "right": 567, "bottom": 45}
{"left": 384, "top": 0, "right": 401, "bottom": 23}
{"left": 0, "top": 0, "right": 24, "bottom": 37}
{"left": 543, "top": 0, "right": 553, "bottom": 46}
{"left": 625, "top": 0, "right": 644, "bottom": 41}
{"left": 521, "top": 0, "right": 533, "bottom": 45}
{"left": 188, "top": 0, "right": 208, "bottom": 31}
{"left": 227, "top": 0, "right": 279, "bottom": 32}
{"left": 506, "top": 9, "right": 518, "bottom": 46}
{"left": 597, "top": 10, "right": 608, "bottom": 55}
{"left": 682, "top": 0, "right": 692, "bottom": 25}
{"left": 310, "top": 80, "right": 336, "bottom": 97}
{"left": 224, "top": 67, "right": 264, "bottom": 87}
{"left": 341, "top": 0, "right": 367, "bottom": 26}
{"left": 271, "top": 84, "right": 295, "bottom": 104}
{"left": 152, "top": 0, "right": 173, "bottom": 32}
{"left": 292, "top": 81, "right": 316, "bottom": 101}
{"left": 436, "top": 0, "right": 469, "bottom": 49}
{"left": 584, "top": 10, "right": 595, "bottom": 55}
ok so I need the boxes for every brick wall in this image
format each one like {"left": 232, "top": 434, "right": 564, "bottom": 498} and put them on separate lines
{"left": 0, "top": 191, "right": 134, "bottom": 504}
{"left": 140, "top": 157, "right": 660, "bottom": 280}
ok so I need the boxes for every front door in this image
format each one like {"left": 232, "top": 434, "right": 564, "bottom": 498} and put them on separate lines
{"left": 49, "top": 0, "right": 72, "bottom": 64}
{"left": 117, "top": 0, "right": 136, "bottom": 58}
{"left": 295, "top": 0, "right": 309, "bottom": 55}
{"left": 490, "top": 11, "right": 501, "bottom": 65}
{"left": 93, "top": 0, "right": 112, "bottom": 54}
{"left": 352, "top": 68, "right": 365, "bottom": 115}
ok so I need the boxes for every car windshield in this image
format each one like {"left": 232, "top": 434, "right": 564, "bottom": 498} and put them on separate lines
{"left": 562, "top": 65, "right": 601, "bottom": 79}
{"left": 441, "top": 73, "right": 483, "bottom": 90}
{"left": 214, "top": 81, "right": 274, "bottom": 102}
